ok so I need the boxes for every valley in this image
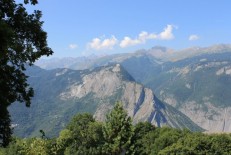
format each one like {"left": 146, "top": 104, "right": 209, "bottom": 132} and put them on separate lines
{"left": 7, "top": 44, "right": 231, "bottom": 138}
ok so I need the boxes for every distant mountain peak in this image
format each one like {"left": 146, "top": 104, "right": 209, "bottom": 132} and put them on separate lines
{"left": 150, "top": 46, "right": 169, "bottom": 52}
{"left": 10, "top": 62, "right": 203, "bottom": 137}
{"left": 89, "top": 63, "right": 135, "bottom": 82}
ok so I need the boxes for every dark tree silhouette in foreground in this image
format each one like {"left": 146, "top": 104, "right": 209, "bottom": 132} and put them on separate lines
{"left": 0, "top": 0, "right": 53, "bottom": 146}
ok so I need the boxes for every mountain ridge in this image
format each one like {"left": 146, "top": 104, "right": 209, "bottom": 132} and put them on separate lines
{"left": 35, "top": 44, "right": 231, "bottom": 70}
{"left": 33, "top": 44, "right": 231, "bottom": 133}
{"left": 10, "top": 64, "right": 202, "bottom": 137}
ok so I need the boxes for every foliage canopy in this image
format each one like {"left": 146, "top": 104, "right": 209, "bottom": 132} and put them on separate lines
{"left": 1, "top": 103, "right": 231, "bottom": 155}
{"left": 0, "top": 0, "right": 53, "bottom": 146}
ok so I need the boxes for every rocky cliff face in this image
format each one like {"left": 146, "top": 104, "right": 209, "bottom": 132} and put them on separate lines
{"left": 179, "top": 102, "right": 231, "bottom": 133}
{"left": 157, "top": 55, "right": 231, "bottom": 133}
{"left": 34, "top": 44, "right": 231, "bottom": 133}
{"left": 59, "top": 64, "right": 202, "bottom": 131}
{"left": 10, "top": 63, "right": 202, "bottom": 138}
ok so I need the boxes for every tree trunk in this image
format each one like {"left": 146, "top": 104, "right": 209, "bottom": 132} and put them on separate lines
{"left": 0, "top": 104, "right": 12, "bottom": 147}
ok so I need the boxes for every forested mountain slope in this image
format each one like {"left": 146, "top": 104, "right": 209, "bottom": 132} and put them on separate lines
{"left": 9, "top": 64, "right": 202, "bottom": 137}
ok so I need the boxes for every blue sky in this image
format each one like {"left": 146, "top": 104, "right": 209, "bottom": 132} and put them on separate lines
{"left": 22, "top": 0, "right": 231, "bottom": 57}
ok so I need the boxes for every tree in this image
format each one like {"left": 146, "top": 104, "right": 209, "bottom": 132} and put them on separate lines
{"left": 128, "top": 122, "right": 155, "bottom": 155}
{"left": 57, "top": 113, "right": 104, "bottom": 155}
{"left": 0, "top": 0, "right": 53, "bottom": 146}
{"left": 141, "top": 127, "right": 183, "bottom": 155}
{"left": 102, "top": 102, "right": 133, "bottom": 155}
{"left": 0, "top": 105, "right": 12, "bottom": 148}
{"left": 159, "top": 133, "right": 231, "bottom": 155}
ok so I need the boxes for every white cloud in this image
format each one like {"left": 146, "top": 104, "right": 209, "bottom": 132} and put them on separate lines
{"left": 189, "top": 34, "right": 199, "bottom": 41}
{"left": 88, "top": 36, "right": 117, "bottom": 50}
{"left": 69, "top": 44, "right": 78, "bottom": 49}
{"left": 120, "top": 25, "right": 175, "bottom": 48}
{"left": 87, "top": 25, "right": 176, "bottom": 49}
{"left": 120, "top": 37, "right": 141, "bottom": 48}
{"left": 139, "top": 31, "right": 158, "bottom": 41}
{"left": 158, "top": 25, "right": 174, "bottom": 40}
{"left": 120, "top": 32, "right": 158, "bottom": 48}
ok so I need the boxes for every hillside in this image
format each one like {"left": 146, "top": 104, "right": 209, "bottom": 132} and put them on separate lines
{"left": 119, "top": 45, "right": 231, "bottom": 132}
{"left": 148, "top": 52, "right": 231, "bottom": 132}
{"left": 9, "top": 64, "right": 202, "bottom": 137}
{"left": 35, "top": 44, "right": 231, "bottom": 133}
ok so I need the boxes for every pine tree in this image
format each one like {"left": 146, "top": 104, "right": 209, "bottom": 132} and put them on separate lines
{"left": 103, "top": 102, "right": 133, "bottom": 155}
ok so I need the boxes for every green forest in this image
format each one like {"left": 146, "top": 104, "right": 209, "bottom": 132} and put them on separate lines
{"left": 1, "top": 0, "right": 231, "bottom": 154}
{"left": 1, "top": 103, "right": 231, "bottom": 155}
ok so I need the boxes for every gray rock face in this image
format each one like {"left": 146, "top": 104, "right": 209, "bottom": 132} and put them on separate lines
{"left": 158, "top": 59, "right": 231, "bottom": 133}
{"left": 10, "top": 63, "right": 203, "bottom": 138}
{"left": 179, "top": 101, "right": 231, "bottom": 133}
{"left": 60, "top": 64, "right": 202, "bottom": 131}
{"left": 34, "top": 44, "right": 231, "bottom": 134}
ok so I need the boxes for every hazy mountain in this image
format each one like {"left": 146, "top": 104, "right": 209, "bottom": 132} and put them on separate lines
{"left": 34, "top": 44, "right": 231, "bottom": 133}
{"left": 148, "top": 52, "right": 231, "bottom": 133}
{"left": 9, "top": 64, "right": 202, "bottom": 138}
{"left": 116, "top": 45, "right": 231, "bottom": 133}
{"left": 36, "top": 44, "right": 231, "bottom": 70}
{"left": 35, "top": 57, "right": 93, "bottom": 70}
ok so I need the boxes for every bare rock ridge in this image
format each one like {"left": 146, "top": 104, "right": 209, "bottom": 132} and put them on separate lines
{"left": 33, "top": 44, "right": 231, "bottom": 134}
{"left": 179, "top": 102, "right": 231, "bottom": 133}
{"left": 10, "top": 63, "right": 203, "bottom": 137}
{"left": 60, "top": 64, "right": 202, "bottom": 131}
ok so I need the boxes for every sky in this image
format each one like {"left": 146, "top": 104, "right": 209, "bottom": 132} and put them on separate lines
{"left": 20, "top": 0, "right": 231, "bottom": 58}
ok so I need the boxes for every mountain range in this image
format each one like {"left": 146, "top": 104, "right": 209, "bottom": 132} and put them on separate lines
{"left": 10, "top": 44, "right": 231, "bottom": 137}
{"left": 9, "top": 64, "right": 202, "bottom": 137}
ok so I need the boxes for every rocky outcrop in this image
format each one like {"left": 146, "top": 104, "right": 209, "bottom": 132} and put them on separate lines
{"left": 157, "top": 54, "right": 231, "bottom": 133}
{"left": 10, "top": 64, "right": 203, "bottom": 138}
{"left": 34, "top": 44, "right": 231, "bottom": 134}
{"left": 179, "top": 101, "right": 231, "bottom": 133}
{"left": 60, "top": 64, "right": 202, "bottom": 131}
